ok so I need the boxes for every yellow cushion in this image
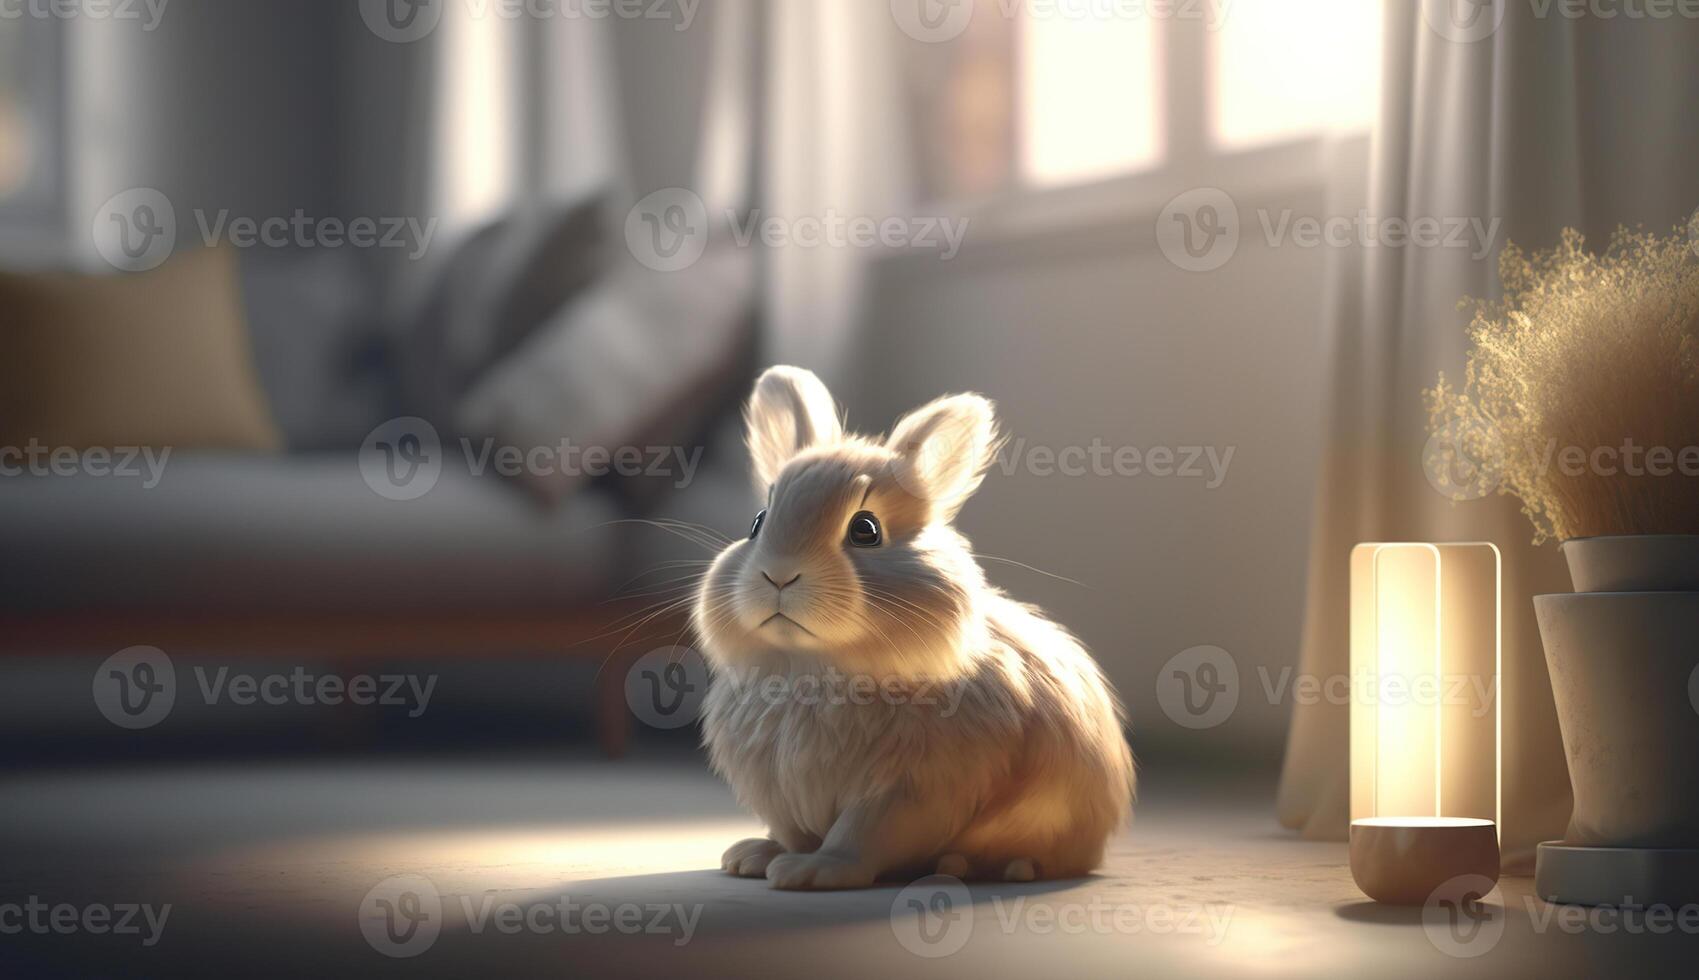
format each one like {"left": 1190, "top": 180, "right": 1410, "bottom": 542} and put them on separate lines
{"left": 0, "top": 246, "right": 282, "bottom": 452}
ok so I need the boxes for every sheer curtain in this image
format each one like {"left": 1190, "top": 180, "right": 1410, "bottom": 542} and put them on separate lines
{"left": 763, "top": 0, "right": 915, "bottom": 384}
{"left": 1277, "top": 0, "right": 1699, "bottom": 871}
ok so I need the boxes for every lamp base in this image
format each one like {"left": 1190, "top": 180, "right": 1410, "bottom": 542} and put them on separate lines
{"left": 1349, "top": 818, "right": 1500, "bottom": 905}
{"left": 1535, "top": 842, "right": 1699, "bottom": 907}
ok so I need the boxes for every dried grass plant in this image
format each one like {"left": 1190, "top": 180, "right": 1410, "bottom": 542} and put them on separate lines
{"left": 1427, "top": 227, "right": 1699, "bottom": 543}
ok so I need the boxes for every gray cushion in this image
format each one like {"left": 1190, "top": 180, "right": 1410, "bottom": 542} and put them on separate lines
{"left": 456, "top": 246, "right": 756, "bottom": 504}
{"left": 397, "top": 199, "right": 608, "bottom": 433}
{"left": 240, "top": 250, "right": 393, "bottom": 451}
{"left": 0, "top": 454, "right": 624, "bottom": 613}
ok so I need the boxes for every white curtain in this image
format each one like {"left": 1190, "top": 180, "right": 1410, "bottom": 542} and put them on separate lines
{"left": 1277, "top": 0, "right": 1699, "bottom": 872}
{"left": 763, "top": 0, "right": 915, "bottom": 384}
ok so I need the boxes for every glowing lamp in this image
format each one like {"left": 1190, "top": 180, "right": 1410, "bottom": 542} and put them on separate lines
{"left": 1348, "top": 543, "right": 1502, "bottom": 904}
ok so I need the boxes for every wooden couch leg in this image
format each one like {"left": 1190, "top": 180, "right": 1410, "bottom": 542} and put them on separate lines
{"left": 597, "top": 664, "right": 631, "bottom": 759}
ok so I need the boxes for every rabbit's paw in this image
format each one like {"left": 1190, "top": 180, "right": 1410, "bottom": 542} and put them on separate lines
{"left": 766, "top": 852, "right": 875, "bottom": 891}
{"left": 935, "top": 853, "right": 970, "bottom": 878}
{"left": 1003, "top": 858, "right": 1037, "bottom": 882}
{"left": 722, "top": 838, "right": 787, "bottom": 877}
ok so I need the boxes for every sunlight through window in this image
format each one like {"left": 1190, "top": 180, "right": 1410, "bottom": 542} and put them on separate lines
{"left": 1214, "top": 0, "right": 1383, "bottom": 149}
{"left": 1019, "top": 9, "right": 1161, "bottom": 187}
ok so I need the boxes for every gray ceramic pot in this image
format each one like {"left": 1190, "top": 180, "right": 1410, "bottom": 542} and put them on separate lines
{"left": 1535, "top": 536, "right": 1699, "bottom": 847}
{"left": 1561, "top": 534, "right": 1699, "bottom": 592}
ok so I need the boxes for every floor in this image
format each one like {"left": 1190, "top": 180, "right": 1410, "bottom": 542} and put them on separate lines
{"left": 1, "top": 759, "right": 1691, "bottom": 978}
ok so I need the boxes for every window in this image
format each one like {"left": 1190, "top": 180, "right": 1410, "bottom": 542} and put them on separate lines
{"left": 0, "top": 16, "right": 63, "bottom": 220}
{"left": 903, "top": 0, "right": 1384, "bottom": 201}
{"left": 1214, "top": 0, "right": 1382, "bottom": 150}
{"left": 1020, "top": 9, "right": 1159, "bottom": 188}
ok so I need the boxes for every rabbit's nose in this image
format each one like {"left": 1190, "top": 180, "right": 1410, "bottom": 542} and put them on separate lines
{"left": 761, "top": 570, "right": 802, "bottom": 591}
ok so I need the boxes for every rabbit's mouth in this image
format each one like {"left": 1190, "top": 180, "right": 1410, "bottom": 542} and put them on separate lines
{"left": 757, "top": 612, "right": 815, "bottom": 637}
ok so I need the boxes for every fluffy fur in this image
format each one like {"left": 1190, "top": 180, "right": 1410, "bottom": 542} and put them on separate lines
{"left": 693, "top": 366, "right": 1135, "bottom": 890}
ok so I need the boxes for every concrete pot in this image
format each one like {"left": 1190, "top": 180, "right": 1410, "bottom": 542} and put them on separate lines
{"left": 1561, "top": 534, "right": 1699, "bottom": 593}
{"left": 1534, "top": 589, "right": 1699, "bottom": 847}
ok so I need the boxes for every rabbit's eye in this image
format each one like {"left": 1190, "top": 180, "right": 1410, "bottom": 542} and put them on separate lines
{"left": 750, "top": 509, "right": 767, "bottom": 539}
{"left": 847, "top": 511, "right": 882, "bottom": 548}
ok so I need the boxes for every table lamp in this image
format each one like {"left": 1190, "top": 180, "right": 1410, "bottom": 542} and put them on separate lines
{"left": 1348, "top": 542, "right": 1502, "bottom": 904}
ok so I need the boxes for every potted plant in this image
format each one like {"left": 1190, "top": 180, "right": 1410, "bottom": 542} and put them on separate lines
{"left": 1427, "top": 227, "right": 1699, "bottom": 902}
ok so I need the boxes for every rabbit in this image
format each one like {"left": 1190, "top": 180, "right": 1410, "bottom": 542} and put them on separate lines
{"left": 693, "top": 366, "right": 1135, "bottom": 890}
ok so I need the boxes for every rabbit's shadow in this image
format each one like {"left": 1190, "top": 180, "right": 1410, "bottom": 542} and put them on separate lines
{"left": 442, "top": 868, "right": 1092, "bottom": 939}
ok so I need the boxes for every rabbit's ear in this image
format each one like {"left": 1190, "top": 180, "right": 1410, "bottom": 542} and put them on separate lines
{"left": 745, "top": 366, "right": 843, "bottom": 489}
{"left": 887, "top": 394, "right": 999, "bottom": 522}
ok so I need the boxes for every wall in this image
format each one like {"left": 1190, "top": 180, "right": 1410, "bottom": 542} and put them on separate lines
{"left": 848, "top": 181, "right": 1337, "bottom": 765}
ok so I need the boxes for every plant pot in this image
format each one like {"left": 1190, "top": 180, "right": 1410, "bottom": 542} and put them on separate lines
{"left": 1561, "top": 534, "right": 1699, "bottom": 593}
{"left": 1534, "top": 590, "right": 1699, "bottom": 848}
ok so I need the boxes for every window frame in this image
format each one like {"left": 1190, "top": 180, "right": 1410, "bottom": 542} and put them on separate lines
{"left": 913, "top": 8, "right": 1374, "bottom": 259}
